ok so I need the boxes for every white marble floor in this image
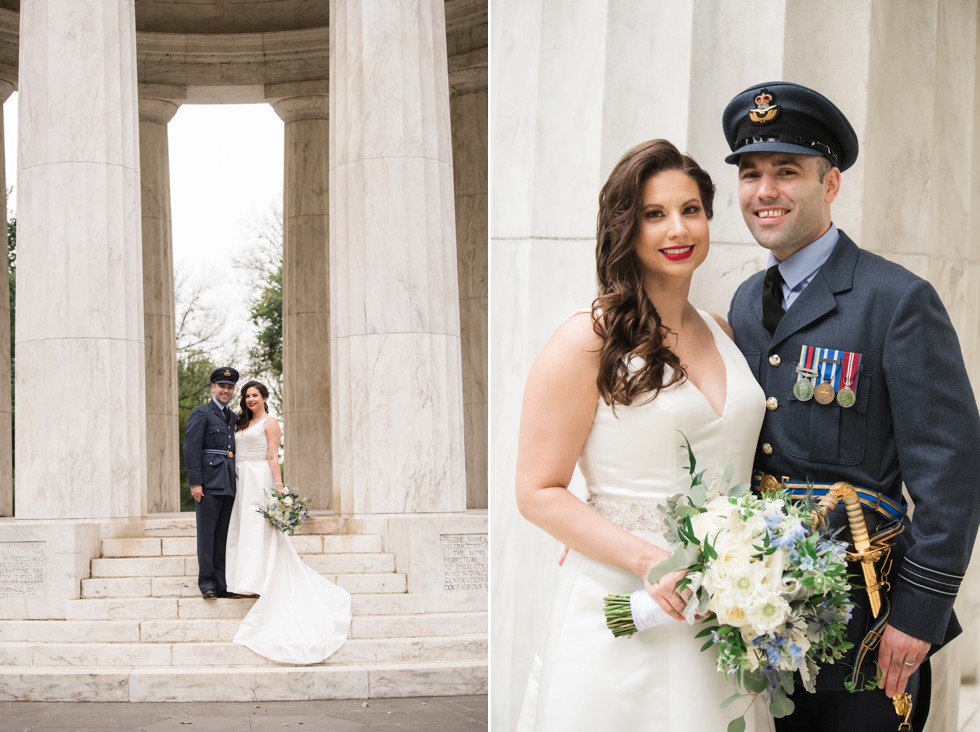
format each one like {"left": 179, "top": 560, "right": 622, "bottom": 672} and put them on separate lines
{"left": 962, "top": 684, "right": 980, "bottom": 731}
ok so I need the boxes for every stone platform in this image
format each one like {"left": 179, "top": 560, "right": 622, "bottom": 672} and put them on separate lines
{"left": 0, "top": 513, "right": 487, "bottom": 702}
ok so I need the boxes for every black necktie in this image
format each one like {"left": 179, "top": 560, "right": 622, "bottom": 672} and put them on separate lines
{"left": 762, "top": 265, "right": 785, "bottom": 336}
{"left": 222, "top": 407, "right": 230, "bottom": 424}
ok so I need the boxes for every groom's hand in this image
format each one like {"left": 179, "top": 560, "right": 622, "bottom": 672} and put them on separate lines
{"left": 191, "top": 485, "right": 203, "bottom": 502}
{"left": 877, "top": 623, "right": 930, "bottom": 698}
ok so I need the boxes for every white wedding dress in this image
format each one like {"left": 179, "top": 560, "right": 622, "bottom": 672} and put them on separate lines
{"left": 225, "top": 415, "right": 352, "bottom": 664}
{"left": 518, "top": 311, "right": 773, "bottom": 731}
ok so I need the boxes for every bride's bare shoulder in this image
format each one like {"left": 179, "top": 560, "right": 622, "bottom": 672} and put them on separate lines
{"left": 549, "top": 310, "right": 602, "bottom": 355}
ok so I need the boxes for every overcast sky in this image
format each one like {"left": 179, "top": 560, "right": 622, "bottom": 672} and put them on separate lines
{"left": 4, "top": 94, "right": 285, "bottom": 364}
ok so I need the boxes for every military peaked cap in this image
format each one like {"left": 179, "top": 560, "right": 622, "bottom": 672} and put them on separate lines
{"left": 723, "top": 81, "right": 859, "bottom": 171}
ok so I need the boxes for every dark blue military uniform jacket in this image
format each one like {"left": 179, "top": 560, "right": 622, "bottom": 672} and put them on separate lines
{"left": 183, "top": 400, "right": 237, "bottom": 496}
{"left": 729, "top": 232, "right": 980, "bottom": 688}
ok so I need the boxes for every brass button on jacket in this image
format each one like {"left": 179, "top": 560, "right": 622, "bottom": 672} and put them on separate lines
{"left": 766, "top": 397, "right": 779, "bottom": 411}
{"left": 762, "top": 442, "right": 773, "bottom": 455}
{"left": 769, "top": 354, "right": 781, "bottom": 367}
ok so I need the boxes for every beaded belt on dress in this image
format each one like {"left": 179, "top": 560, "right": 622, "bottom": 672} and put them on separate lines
{"left": 236, "top": 456, "right": 266, "bottom": 462}
{"left": 586, "top": 493, "right": 664, "bottom": 533}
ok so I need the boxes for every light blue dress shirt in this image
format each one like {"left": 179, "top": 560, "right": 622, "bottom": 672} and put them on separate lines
{"left": 767, "top": 224, "right": 840, "bottom": 311}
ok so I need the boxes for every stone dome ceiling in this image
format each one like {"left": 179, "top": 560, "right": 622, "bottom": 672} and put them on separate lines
{"left": 0, "top": 0, "right": 487, "bottom": 95}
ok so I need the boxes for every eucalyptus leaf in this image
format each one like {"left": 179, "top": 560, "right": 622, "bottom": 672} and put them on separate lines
{"left": 727, "top": 716, "right": 747, "bottom": 732}
{"left": 769, "top": 688, "right": 795, "bottom": 718}
{"left": 727, "top": 482, "right": 750, "bottom": 498}
{"left": 742, "top": 669, "right": 767, "bottom": 693}
{"left": 724, "top": 464, "right": 734, "bottom": 484}
{"left": 690, "top": 482, "right": 707, "bottom": 507}
{"left": 720, "top": 692, "right": 742, "bottom": 710}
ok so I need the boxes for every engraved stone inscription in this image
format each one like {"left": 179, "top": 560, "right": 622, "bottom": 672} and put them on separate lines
{"left": 441, "top": 533, "right": 488, "bottom": 592}
{"left": 0, "top": 542, "right": 45, "bottom": 600}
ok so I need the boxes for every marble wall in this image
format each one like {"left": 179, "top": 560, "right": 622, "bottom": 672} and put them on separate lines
{"left": 490, "top": 0, "right": 980, "bottom": 728}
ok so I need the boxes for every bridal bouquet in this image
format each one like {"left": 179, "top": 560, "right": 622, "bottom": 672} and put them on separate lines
{"left": 256, "top": 485, "right": 311, "bottom": 535}
{"left": 605, "top": 437, "right": 853, "bottom": 730}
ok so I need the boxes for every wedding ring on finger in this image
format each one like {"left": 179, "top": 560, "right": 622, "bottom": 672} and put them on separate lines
{"left": 902, "top": 658, "right": 916, "bottom": 667}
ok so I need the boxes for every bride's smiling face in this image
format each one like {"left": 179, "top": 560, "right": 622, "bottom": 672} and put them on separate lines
{"left": 244, "top": 387, "right": 266, "bottom": 412}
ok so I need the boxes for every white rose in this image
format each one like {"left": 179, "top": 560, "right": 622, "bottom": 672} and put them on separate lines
{"left": 689, "top": 496, "right": 736, "bottom": 543}
{"left": 711, "top": 590, "right": 750, "bottom": 628}
{"left": 703, "top": 542, "right": 752, "bottom": 595}
{"left": 283, "top": 496, "right": 294, "bottom": 507}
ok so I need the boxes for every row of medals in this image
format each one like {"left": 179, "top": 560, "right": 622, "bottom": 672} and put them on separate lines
{"left": 792, "top": 366, "right": 856, "bottom": 408}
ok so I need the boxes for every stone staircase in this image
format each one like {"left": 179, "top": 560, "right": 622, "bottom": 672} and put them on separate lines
{"left": 0, "top": 514, "right": 488, "bottom": 701}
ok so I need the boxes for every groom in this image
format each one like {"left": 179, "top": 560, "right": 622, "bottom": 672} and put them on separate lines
{"left": 724, "top": 81, "right": 980, "bottom": 730}
{"left": 184, "top": 366, "right": 239, "bottom": 600}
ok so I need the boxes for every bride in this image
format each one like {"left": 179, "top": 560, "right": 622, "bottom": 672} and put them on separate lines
{"left": 515, "top": 140, "right": 770, "bottom": 730}
{"left": 225, "top": 380, "right": 352, "bottom": 664}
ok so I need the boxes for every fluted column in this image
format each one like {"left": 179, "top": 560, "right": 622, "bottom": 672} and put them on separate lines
{"left": 269, "top": 81, "right": 331, "bottom": 511}
{"left": 330, "top": 0, "right": 466, "bottom": 514}
{"left": 0, "top": 79, "right": 13, "bottom": 518}
{"left": 15, "top": 0, "right": 146, "bottom": 519}
{"left": 139, "top": 86, "right": 182, "bottom": 514}
{"left": 449, "top": 66, "right": 487, "bottom": 510}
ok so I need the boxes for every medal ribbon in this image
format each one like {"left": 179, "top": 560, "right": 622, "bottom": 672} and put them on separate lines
{"left": 799, "top": 345, "right": 817, "bottom": 373}
{"left": 817, "top": 347, "right": 841, "bottom": 387}
{"left": 840, "top": 350, "right": 861, "bottom": 392}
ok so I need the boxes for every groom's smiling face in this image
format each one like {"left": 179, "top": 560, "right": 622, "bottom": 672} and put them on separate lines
{"left": 211, "top": 382, "right": 235, "bottom": 405}
{"left": 737, "top": 152, "right": 840, "bottom": 261}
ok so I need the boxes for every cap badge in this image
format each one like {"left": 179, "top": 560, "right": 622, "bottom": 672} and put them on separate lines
{"left": 223, "top": 369, "right": 231, "bottom": 377}
{"left": 749, "top": 90, "right": 780, "bottom": 125}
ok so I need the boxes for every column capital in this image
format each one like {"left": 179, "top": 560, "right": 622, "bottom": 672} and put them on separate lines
{"left": 267, "top": 80, "right": 329, "bottom": 123}
{"left": 0, "top": 78, "right": 15, "bottom": 104}
{"left": 138, "top": 97, "right": 180, "bottom": 126}
{"left": 138, "top": 83, "right": 186, "bottom": 125}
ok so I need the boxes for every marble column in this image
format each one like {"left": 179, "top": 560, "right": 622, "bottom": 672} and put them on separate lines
{"left": 15, "top": 0, "right": 146, "bottom": 519}
{"left": 269, "top": 81, "right": 332, "bottom": 511}
{"left": 329, "top": 0, "right": 466, "bottom": 514}
{"left": 449, "top": 68, "right": 487, "bottom": 510}
{"left": 0, "top": 79, "right": 13, "bottom": 518}
{"left": 138, "top": 86, "right": 182, "bottom": 514}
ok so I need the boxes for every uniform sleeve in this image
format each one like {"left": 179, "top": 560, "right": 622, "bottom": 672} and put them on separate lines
{"left": 183, "top": 408, "right": 206, "bottom": 485}
{"left": 883, "top": 279, "right": 980, "bottom": 643}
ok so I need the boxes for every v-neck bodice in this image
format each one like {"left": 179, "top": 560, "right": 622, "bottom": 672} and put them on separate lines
{"left": 578, "top": 310, "right": 765, "bottom": 506}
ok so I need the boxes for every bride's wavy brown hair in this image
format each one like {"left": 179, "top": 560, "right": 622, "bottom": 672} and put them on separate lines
{"left": 593, "top": 139, "right": 715, "bottom": 407}
{"left": 235, "top": 380, "right": 269, "bottom": 431}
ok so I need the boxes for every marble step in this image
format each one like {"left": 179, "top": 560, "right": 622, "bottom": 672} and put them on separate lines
{"left": 0, "top": 594, "right": 486, "bottom": 643}
{"left": 51, "top": 606, "right": 485, "bottom": 637}
{"left": 0, "top": 634, "right": 487, "bottom": 667}
{"left": 101, "top": 533, "right": 384, "bottom": 557}
{"left": 89, "top": 553, "right": 395, "bottom": 579}
{"left": 83, "top": 570, "right": 407, "bottom": 599}
{"left": 0, "top": 659, "right": 488, "bottom": 702}
{"left": 143, "top": 514, "right": 341, "bottom": 538}
{"left": 69, "top": 582, "right": 412, "bottom": 621}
